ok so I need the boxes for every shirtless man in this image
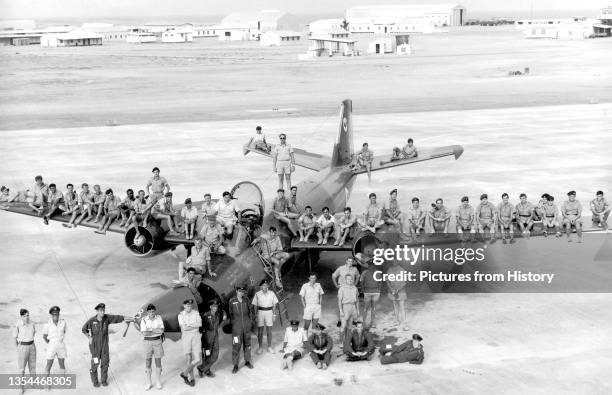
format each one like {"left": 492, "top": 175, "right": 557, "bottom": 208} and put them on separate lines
{"left": 456, "top": 196, "right": 476, "bottom": 242}
{"left": 272, "top": 189, "right": 298, "bottom": 237}
{"left": 590, "top": 191, "right": 610, "bottom": 231}
{"left": 476, "top": 194, "right": 497, "bottom": 241}
{"left": 541, "top": 195, "right": 561, "bottom": 237}
{"left": 561, "top": 190, "right": 583, "bottom": 242}
{"left": 497, "top": 193, "right": 516, "bottom": 244}
{"left": 359, "top": 193, "right": 384, "bottom": 233}
{"left": 402, "top": 138, "right": 418, "bottom": 159}
{"left": 316, "top": 207, "right": 335, "bottom": 245}
{"left": 515, "top": 193, "right": 535, "bottom": 238}
{"left": 297, "top": 206, "right": 316, "bottom": 242}
{"left": 146, "top": 167, "right": 170, "bottom": 204}
{"left": 335, "top": 207, "right": 356, "bottom": 246}
{"left": 354, "top": 143, "right": 374, "bottom": 182}
{"left": 384, "top": 189, "right": 402, "bottom": 232}
{"left": 428, "top": 198, "right": 451, "bottom": 235}
{"left": 406, "top": 198, "right": 426, "bottom": 241}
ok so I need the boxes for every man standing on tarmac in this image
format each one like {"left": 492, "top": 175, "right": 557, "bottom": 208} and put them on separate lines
{"left": 253, "top": 279, "right": 279, "bottom": 354}
{"left": 137, "top": 304, "right": 165, "bottom": 390}
{"left": 81, "top": 303, "right": 133, "bottom": 388}
{"left": 229, "top": 285, "right": 255, "bottom": 373}
{"left": 178, "top": 299, "right": 201, "bottom": 387}
{"left": 198, "top": 299, "right": 225, "bottom": 378}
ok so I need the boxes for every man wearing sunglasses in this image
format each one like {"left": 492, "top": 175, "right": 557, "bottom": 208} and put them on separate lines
{"left": 272, "top": 133, "right": 295, "bottom": 191}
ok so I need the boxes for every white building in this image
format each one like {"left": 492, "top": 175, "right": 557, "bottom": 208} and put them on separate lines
{"left": 519, "top": 18, "right": 599, "bottom": 40}
{"left": 126, "top": 31, "right": 157, "bottom": 43}
{"left": 81, "top": 23, "right": 129, "bottom": 41}
{"left": 367, "top": 34, "right": 412, "bottom": 55}
{"left": 40, "top": 28, "right": 103, "bottom": 47}
{"left": 346, "top": 4, "right": 466, "bottom": 35}
{"left": 161, "top": 28, "right": 193, "bottom": 43}
{"left": 260, "top": 30, "right": 302, "bottom": 46}
{"left": 216, "top": 9, "right": 301, "bottom": 41}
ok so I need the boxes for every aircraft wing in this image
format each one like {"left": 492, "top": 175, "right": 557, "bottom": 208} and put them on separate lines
{"left": 289, "top": 239, "right": 352, "bottom": 252}
{"left": 352, "top": 144, "right": 464, "bottom": 175}
{"left": 243, "top": 138, "right": 331, "bottom": 172}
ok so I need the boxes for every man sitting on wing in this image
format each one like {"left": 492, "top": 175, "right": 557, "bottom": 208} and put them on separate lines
{"left": 561, "top": 190, "right": 583, "bottom": 243}
{"left": 402, "top": 138, "right": 418, "bottom": 159}
{"left": 541, "top": 194, "right": 561, "bottom": 237}
{"left": 272, "top": 188, "right": 298, "bottom": 237}
{"left": 516, "top": 193, "right": 535, "bottom": 238}
{"left": 497, "top": 193, "right": 516, "bottom": 244}
{"left": 214, "top": 191, "right": 238, "bottom": 236}
{"left": 335, "top": 207, "right": 356, "bottom": 246}
{"left": 359, "top": 193, "right": 384, "bottom": 233}
{"left": 200, "top": 214, "right": 226, "bottom": 254}
{"left": 316, "top": 207, "right": 336, "bottom": 245}
{"left": 406, "top": 197, "right": 426, "bottom": 241}
{"left": 590, "top": 190, "right": 610, "bottom": 231}
{"left": 476, "top": 193, "right": 497, "bottom": 241}
{"left": 297, "top": 206, "right": 316, "bottom": 243}
{"left": 252, "top": 227, "right": 290, "bottom": 287}
{"left": 428, "top": 198, "right": 451, "bottom": 236}
{"left": 151, "top": 192, "right": 179, "bottom": 235}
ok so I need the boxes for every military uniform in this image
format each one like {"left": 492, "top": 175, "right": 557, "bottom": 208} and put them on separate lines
{"left": 307, "top": 331, "right": 333, "bottom": 365}
{"left": 81, "top": 310, "right": 124, "bottom": 386}
{"left": 344, "top": 328, "right": 375, "bottom": 361}
{"left": 228, "top": 295, "right": 253, "bottom": 367}
{"left": 199, "top": 308, "right": 222, "bottom": 375}
{"left": 380, "top": 340, "right": 424, "bottom": 365}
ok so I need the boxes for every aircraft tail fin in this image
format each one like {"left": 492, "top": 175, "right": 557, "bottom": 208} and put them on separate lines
{"left": 331, "top": 99, "right": 354, "bottom": 168}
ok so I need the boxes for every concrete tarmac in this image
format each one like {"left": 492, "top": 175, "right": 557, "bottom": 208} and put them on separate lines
{"left": 1, "top": 103, "right": 611, "bottom": 394}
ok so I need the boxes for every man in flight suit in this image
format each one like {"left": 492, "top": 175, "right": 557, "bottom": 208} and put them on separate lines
{"left": 81, "top": 303, "right": 133, "bottom": 387}
{"left": 229, "top": 285, "right": 255, "bottom": 373}
{"left": 380, "top": 333, "right": 424, "bottom": 365}
{"left": 198, "top": 299, "right": 226, "bottom": 378}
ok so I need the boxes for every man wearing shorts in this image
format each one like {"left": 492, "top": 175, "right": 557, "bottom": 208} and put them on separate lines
{"left": 299, "top": 273, "right": 324, "bottom": 331}
{"left": 272, "top": 133, "right": 295, "bottom": 190}
{"left": 118, "top": 189, "right": 136, "bottom": 228}
{"left": 60, "top": 184, "right": 80, "bottom": 228}
{"left": 280, "top": 320, "right": 308, "bottom": 370}
{"left": 42, "top": 183, "right": 64, "bottom": 225}
{"left": 287, "top": 186, "right": 300, "bottom": 218}
{"left": 497, "top": 193, "right": 516, "bottom": 243}
{"left": 360, "top": 263, "right": 381, "bottom": 329}
{"left": 561, "top": 190, "right": 583, "bottom": 242}
{"left": 138, "top": 304, "right": 164, "bottom": 390}
{"left": 353, "top": 142, "right": 374, "bottom": 182}
{"left": 178, "top": 299, "right": 201, "bottom": 387}
{"left": 43, "top": 306, "right": 67, "bottom": 381}
{"left": 359, "top": 193, "right": 384, "bottom": 233}
{"left": 27, "top": 175, "right": 48, "bottom": 215}
{"left": 151, "top": 192, "right": 179, "bottom": 235}
{"left": 91, "top": 184, "right": 105, "bottom": 224}
{"left": 335, "top": 207, "right": 357, "bottom": 246}
{"left": 74, "top": 183, "right": 94, "bottom": 226}
{"left": 181, "top": 198, "right": 198, "bottom": 240}
{"left": 252, "top": 279, "right": 279, "bottom": 354}
{"left": 402, "top": 138, "right": 418, "bottom": 159}
{"left": 200, "top": 215, "right": 226, "bottom": 255}
{"left": 146, "top": 167, "right": 170, "bottom": 204}
{"left": 428, "top": 198, "right": 451, "bottom": 235}
{"left": 253, "top": 125, "right": 270, "bottom": 152}
{"left": 456, "top": 196, "right": 476, "bottom": 242}
{"left": 338, "top": 275, "right": 360, "bottom": 343}
{"left": 516, "top": 193, "right": 535, "bottom": 238}
{"left": 214, "top": 191, "right": 238, "bottom": 236}
{"left": 130, "top": 190, "right": 151, "bottom": 236}
{"left": 384, "top": 189, "right": 403, "bottom": 232}
{"left": 590, "top": 190, "right": 610, "bottom": 231}
{"left": 476, "top": 193, "right": 497, "bottom": 241}
{"left": 200, "top": 193, "right": 216, "bottom": 216}
{"left": 272, "top": 189, "right": 298, "bottom": 237}
{"left": 252, "top": 227, "right": 290, "bottom": 287}
{"left": 297, "top": 206, "right": 316, "bottom": 242}
{"left": 95, "top": 189, "right": 122, "bottom": 235}
{"left": 406, "top": 197, "right": 426, "bottom": 240}
{"left": 541, "top": 195, "right": 561, "bottom": 237}
{"left": 316, "top": 206, "right": 336, "bottom": 245}
{"left": 386, "top": 262, "right": 408, "bottom": 330}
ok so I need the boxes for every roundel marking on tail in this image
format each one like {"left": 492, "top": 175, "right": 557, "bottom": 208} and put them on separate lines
{"left": 342, "top": 117, "right": 348, "bottom": 133}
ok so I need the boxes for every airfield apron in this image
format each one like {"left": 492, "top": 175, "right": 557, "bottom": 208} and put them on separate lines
{"left": 81, "top": 314, "right": 124, "bottom": 385}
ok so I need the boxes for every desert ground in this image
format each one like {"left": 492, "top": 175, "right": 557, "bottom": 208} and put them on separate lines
{"left": 0, "top": 25, "right": 611, "bottom": 394}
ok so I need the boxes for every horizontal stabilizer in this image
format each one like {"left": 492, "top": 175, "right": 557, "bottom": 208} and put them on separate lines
{"left": 243, "top": 138, "right": 330, "bottom": 172}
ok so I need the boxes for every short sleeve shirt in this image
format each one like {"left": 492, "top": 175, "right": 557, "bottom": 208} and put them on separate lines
{"left": 188, "top": 246, "right": 211, "bottom": 272}
{"left": 105, "top": 196, "right": 122, "bottom": 211}
{"left": 457, "top": 205, "right": 474, "bottom": 220}
{"left": 214, "top": 200, "right": 237, "bottom": 219}
{"left": 284, "top": 327, "right": 307, "bottom": 353}
{"left": 333, "top": 265, "right": 359, "bottom": 287}
{"left": 358, "top": 149, "right": 373, "bottom": 162}
{"left": 407, "top": 206, "right": 424, "bottom": 221}
{"left": 298, "top": 213, "right": 315, "bottom": 226}
{"left": 591, "top": 198, "right": 610, "bottom": 214}
{"left": 430, "top": 205, "right": 450, "bottom": 219}
{"left": 317, "top": 214, "right": 335, "bottom": 227}
{"left": 338, "top": 284, "right": 359, "bottom": 304}
{"left": 92, "top": 191, "right": 105, "bottom": 205}
{"left": 140, "top": 315, "right": 164, "bottom": 334}
{"left": 181, "top": 206, "right": 199, "bottom": 221}
{"left": 13, "top": 320, "right": 35, "bottom": 342}
{"left": 201, "top": 202, "right": 217, "bottom": 216}
{"left": 299, "top": 282, "right": 324, "bottom": 304}
{"left": 562, "top": 200, "right": 582, "bottom": 216}
{"left": 476, "top": 202, "right": 496, "bottom": 219}
{"left": 498, "top": 202, "right": 516, "bottom": 218}
{"left": 79, "top": 191, "right": 93, "bottom": 206}
{"left": 178, "top": 309, "right": 201, "bottom": 332}
{"left": 273, "top": 144, "right": 293, "bottom": 161}
{"left": 252, "top": 290, "right": 279, "bottom": 308}
{"left": 516, "top": 202, "right": 534, "bottom": 216}
{"left": 43, "top": 319, "right": 67, "bottom": 343}
{"left": 47, "top": 189, "right": 64, "bottom": 204}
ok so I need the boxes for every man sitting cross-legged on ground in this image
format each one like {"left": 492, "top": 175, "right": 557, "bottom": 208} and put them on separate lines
{"left": 344, "top": 318, "right": 375, "bottom": 362}
{"left": 297, "top": 206, "right": 317, "bottom": 242}
{"left": 279, "top": 319, "right": 308, "bottom": 371}
{"left": 307, "top": 323, "right": 333, "bottom": 370}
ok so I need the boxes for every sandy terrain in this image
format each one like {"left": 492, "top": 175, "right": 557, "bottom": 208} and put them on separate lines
{"left": 0, "top": 25, "right": 611, "bottom": 395}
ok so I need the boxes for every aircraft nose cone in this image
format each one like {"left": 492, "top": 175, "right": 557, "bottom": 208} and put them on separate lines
{"left": 134, "top": 234, "right": 147, "bottom": 247}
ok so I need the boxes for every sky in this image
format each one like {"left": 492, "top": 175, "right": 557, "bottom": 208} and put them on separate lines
{"left": 0, "top": 0, "right": 608, "bottom": 20}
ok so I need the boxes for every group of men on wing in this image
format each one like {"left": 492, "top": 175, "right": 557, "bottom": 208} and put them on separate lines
{"left": 0, "top": 168, "right": 242, "bottom": 245}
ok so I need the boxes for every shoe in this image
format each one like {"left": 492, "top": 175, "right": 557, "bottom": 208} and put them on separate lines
{"left": 256, "top": 347, "right": 264, "bottom": 355}
{"left": 180, "top": 373, "right": 190, "bottom": 386}
{"left": 94, "top": 230, "right": 106, "bottom": 235}
{"left": 317, "top": 239, "right": 322, "bottom": 245}
{"left": 119, "top": 220, "right": 126, "bottom": 227}
{"left": 205, "top": 370, "right": 215, "bottom": 378}
{"left": 43, "top": 217, "right": 49, "bottom": 225}
{"left": 156, "top": 383, "right": 162, "bottom": 390}
{"left": 197, "top": 367, "right": 204, "bottom": 378}
{"left": 93, "top": 382, "right": 100, "bottom": 388}
{"left": 322, "top": 363, "right": 328, "bottom": 370}
{"left": 245, "top": 361, "right": 254, "bottom": 369}
{"left": 189, "top": 379, "right": 195, "bottom": 387}
{"left": 62, "top": 223, "right": 70, "bottom": 228}
{"left": 101, "top": 382, "right": 108, "bottom": 387}
{"left": 502, "top": 239, "right": 507, "bottom": 244}
{"left": 287, "top": 358, "right": 293, "bottom": 370}
{"left": 299, "top": 237, "right": 304, "bottom": 242}
{"left": 144, "top": 383, "right": 152, "bottom": 391}
{"left": 370, "top": 323, "right": 376, "bottom": 329}
{"left": 232, "top": 365, "right": 239, "bottom": 374}
{"left": 317, "top": 362, "right": 322, "bottom": 369}
{"left": 543, "top": 231, "right": 548, "bottom": 237}
{"left": 267, "top": 347, "right": 275, "bottom": 354}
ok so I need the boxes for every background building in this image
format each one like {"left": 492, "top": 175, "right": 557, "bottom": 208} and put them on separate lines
{"left": 215, "top": 9, "right": 301, "bottom": 41}
{"left": 40, "top": 28, "right": 103, "bottom": 47}
{"left": 81, "top": 23, "right": 129, "bottom": 41}
{"left": 260, "top": 30, "right": 302, "bottom": 46}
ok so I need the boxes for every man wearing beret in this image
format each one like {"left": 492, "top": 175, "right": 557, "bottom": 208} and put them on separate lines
{"left": 228, "top": 285, "right": 254, "bottom": 373}
{"left": 136, "top": 304, "right": 165, "bottom": 390}
{"left": 43, "top": 306, "right": 67, "bottom": 379}
{"left": 307, "top": 323, "right": 333, "bottom": 369}
{"left": 561, "top": 190, "right": 583, "bottom": 242}
{"left": 82, "top": 303, "right": 133, "bottom": 387}
{"left": 380, "top": 334, "right": 425, "bottom": 365}
{"left": 343, "top": 319, "right": 375, "bottom": 362}
{"left": 198, "top": 299, "right": 226, "bottom": 378}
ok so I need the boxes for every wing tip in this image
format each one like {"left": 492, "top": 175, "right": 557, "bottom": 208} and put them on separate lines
{"left": 453, "top": 145, "right": 464, "bottom": 160}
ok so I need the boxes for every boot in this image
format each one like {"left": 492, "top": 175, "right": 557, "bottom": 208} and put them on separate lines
{"left": 145, "top": 368, "right": 152, "bottom": 391}
{"left": 90, "top": 369, "right": 100, "bottom": 387}
{"left": 155, "top": 368, "right": 162, "bottom": 390}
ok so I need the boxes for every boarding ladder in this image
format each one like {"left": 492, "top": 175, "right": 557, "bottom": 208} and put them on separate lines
{"left": 252, "top": 237, "right": 290, "bottom": 326}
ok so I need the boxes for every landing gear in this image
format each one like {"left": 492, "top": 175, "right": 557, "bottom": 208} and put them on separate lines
{"left": 306, "top": 250, "right": 321, "bottom": 272}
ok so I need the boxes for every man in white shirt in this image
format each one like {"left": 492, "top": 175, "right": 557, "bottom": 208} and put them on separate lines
{"left": 137, "top": 304, "right": 165, "bottom": 390}
{"left": 252, "top": 279, "right": 279, "bottom": 354}
{"left": 42, "top": 183, "right": 64, "bottom": 225}
{"left": 272, "top": 133, "right": 295, "bottom": 190}
{"left": 299, "top": 273, "right": 324, "bottom": 331}
{"left": 181, "top": 198, "right": 199, "bottom": 240}
{"left": 43, "top": 306, "right": 66, "bottom": 378}
{"left": 151, "top": 192, "right": 178, "bottom": 235}
{"left": 253, "top": 125, "right": 270, "bottom": 152}
{"left": 252, "top": 227, "right": 290, "bottom": 287}
{"left": 178, "top": 299, "right": 201, "bottom": 387}
{"left": 200, "top": 193, "right": 216, "bottom": 216}
{"left": 279, "top": 320, "right": 308, "bottom": 370}
{"left": 95, "top": 189, "right": 122, "bottom": 235}
{"left": 214, "top": 191, "right": 238, "bottom": 236}
{"left": 316, "top": 206, "right": 335, "bottom": 245}
{"left": 199, "top": 215, "right": 226, "bottom": 255}
{"left": 14, "top": 308, "right": 37, "bottom": 377}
